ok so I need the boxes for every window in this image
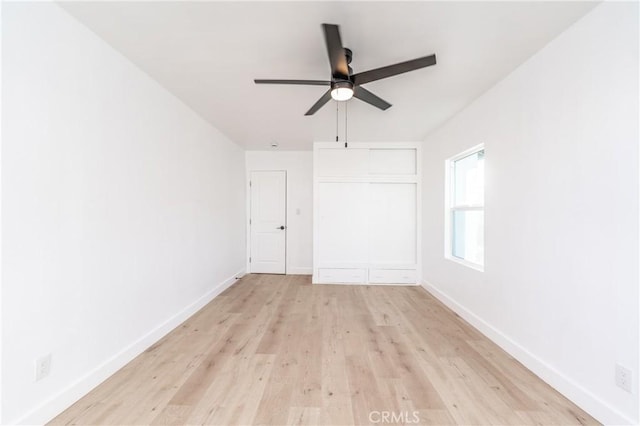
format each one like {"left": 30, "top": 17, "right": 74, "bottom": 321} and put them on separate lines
{"left": 446, "top": 146, "right": 484, "bottom": 269}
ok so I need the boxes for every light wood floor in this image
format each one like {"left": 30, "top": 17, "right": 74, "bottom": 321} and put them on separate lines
{"left": 52, "top": 274, "right": 597, "bottom": 425}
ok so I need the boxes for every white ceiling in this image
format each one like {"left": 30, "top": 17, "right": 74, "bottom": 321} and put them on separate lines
{"left": 60, "top": 1, "right": 598, "bottom": 150}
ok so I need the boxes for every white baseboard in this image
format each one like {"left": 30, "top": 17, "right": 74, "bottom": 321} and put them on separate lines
{"left": 14, "top": 268, "right": 246, "bottom": 426}
{"left": 287, "top": 267, "right": 312, "bottom": 275}
{"left": 421, "top": 281, "right": 635, "bottom": 426}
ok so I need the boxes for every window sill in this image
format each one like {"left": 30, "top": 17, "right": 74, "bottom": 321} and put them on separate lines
{"left": 445, "top": 256, "right": 484, "bottom": 272}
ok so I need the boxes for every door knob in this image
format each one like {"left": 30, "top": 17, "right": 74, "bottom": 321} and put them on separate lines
{"left": 277, "top": 226, "right": 285, "bottom": 230}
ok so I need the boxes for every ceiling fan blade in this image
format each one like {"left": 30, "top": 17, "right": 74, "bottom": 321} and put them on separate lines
{"left": 352, "top": 54, "right": 436, "bottom": 86}
{"left": 254, "top": 79, "right": 331, "bottom": 86}
{"left": 305, "top": 90, "right": 332, "bottom": 116}
{"left": 322, "top": 24, "right": 349, "bottom": 78}
{"left": 353, "top": 87, "right": 392, "bottom": 111}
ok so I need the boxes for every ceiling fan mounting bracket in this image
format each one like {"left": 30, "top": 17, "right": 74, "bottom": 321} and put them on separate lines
{"left": 344, "top": 48, "right": 353, "bottom": 64}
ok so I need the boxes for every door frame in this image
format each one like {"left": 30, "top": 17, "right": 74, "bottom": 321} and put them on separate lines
{"left": 246, "top": 169, "right": 288, "bottom": 274}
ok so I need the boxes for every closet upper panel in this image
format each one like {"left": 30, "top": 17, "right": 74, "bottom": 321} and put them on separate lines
{"left": 315, "top": 145, "right": 417, "bottom": 178}
{"left": 369, "top": 149, "right": 416, "bottom": 175}
{"left": 316, "top": 148, "right": 368, "bottom": 176}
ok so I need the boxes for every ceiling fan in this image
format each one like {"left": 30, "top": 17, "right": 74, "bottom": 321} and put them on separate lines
{"left": 254, "top": 23, "right": 437, "bottom": 116}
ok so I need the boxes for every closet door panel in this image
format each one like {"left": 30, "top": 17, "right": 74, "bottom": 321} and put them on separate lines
{"left": 368, "top": 183, "right": 417, "bottom": 265}
{"left": 317, "top": 182, "right": 369, "bottom": 264}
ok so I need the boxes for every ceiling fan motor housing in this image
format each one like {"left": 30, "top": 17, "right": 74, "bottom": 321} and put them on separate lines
{"left": 331, "top": 80, "right": 354, "bottom": 91}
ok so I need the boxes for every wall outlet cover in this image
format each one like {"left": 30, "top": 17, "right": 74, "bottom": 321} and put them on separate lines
{"left": 615, "top": 364, "right": 632, "bottom": 393}
{"left": 35, "top": 354, "right": 52, "bottom": 382}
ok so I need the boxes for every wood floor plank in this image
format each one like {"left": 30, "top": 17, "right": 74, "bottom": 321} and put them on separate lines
{"left": 149, "top": 404, "right": 191, "bottom": 426}
{"left": 253, "top": 376, "right": 295, "bottom": 425}
{"left": 286, "top": 406, "right": 321, "bottom": 426}
{"left": 345, "top": 354, "right": 389, "bottom": 425}
{"left": 375, "top": 325, "right": 446, "bottom": 410}
{"left": 201, "top": 354, "right": 275, "bottom": 425}
{"left": 50, "top": 275, "right": 599, "bottom": 426}
{"left": 289, "top": 313, "right": 323, "bottom": 407}
{"left": 318, "top": 288, "right": 354, "bottom": 426}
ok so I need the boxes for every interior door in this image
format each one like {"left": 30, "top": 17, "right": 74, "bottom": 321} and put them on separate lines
{"left": 250, "top": 171, "right": 286, "bottom": 274}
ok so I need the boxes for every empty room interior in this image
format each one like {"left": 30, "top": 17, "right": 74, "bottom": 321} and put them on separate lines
{"left": 1, "top": 1, "right": 639, "bottom": 425}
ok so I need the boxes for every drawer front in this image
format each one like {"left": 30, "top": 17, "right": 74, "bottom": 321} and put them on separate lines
{"left": 368, "top": 269, "right": 417, "bottom": 284}
{"left": 318, "top": 268, "right": 367, "bottom": 283}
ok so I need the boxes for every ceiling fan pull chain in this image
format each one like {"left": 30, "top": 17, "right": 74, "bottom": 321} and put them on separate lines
{"left": 345, "top": 101, "right": 348, "bottom": 148}
{"left": 336, "top": 101, "right": 339, "bottom": 143}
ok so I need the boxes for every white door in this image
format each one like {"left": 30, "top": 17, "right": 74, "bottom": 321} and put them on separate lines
{"left": 250, "top": 171, "right": 286, "bottom": 274}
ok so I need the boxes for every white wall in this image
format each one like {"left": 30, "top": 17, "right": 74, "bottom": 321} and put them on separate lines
{"left": 0, "top": 0, "right": 4, "bottom": 422}
{"left": 421, "top": 2, "right": 638, "bottom": 424}
{"left": 245, "top": 151, "right": 313, "bottom": 274}
{"left": 1, "top": 3, "right": 246, "bottom": 424}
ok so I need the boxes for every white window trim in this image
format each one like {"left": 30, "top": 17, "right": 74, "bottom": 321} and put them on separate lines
{"left": 444, "top": 144, "right": 485, "bottom": 272}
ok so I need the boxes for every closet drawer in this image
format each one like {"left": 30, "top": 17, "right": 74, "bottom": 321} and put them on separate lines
{"left": 318, "top": 268, "right": 366, "bottom": 283}
{"left": 368, "top": 269, "right": 417, "bottom": 284}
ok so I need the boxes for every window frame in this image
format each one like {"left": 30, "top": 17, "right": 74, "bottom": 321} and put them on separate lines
{"left": 444, "top": 144, "right": 485, "bottom": 271}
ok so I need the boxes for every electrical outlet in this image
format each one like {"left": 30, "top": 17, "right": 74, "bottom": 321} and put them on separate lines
{"left": 615, "top": 364, "right": 632, "bottom": 393}
{"left": 35, "top": 354, "right": 52, "bottom": 382}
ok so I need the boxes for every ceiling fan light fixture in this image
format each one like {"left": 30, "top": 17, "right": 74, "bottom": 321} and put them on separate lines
{"left": 331, "top": 81, "right": 354, "bottom": 101}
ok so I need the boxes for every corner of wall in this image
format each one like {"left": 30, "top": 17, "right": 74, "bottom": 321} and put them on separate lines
{"left": 420, "top": 280, "right": 636, "bottom": 425}
{"left": 12, "top": 267, "right": 245, "bottom": 425}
